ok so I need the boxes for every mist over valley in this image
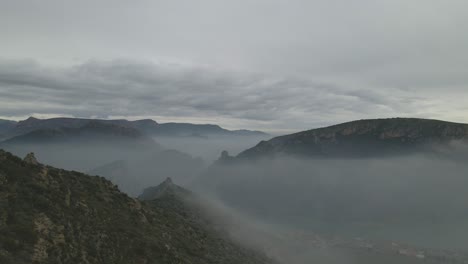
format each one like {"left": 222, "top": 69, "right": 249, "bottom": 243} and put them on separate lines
{"left": 2, "top": 1, "right": 468, "bottom": 262}
{"left": 2, "top": 116, "right": 468, "bottom": 263}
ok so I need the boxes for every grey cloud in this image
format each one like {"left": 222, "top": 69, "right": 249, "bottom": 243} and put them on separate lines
{"left": 0, "top": 59, "right": 457, "bottom": 132}
{"left": 2, "top": 1, "right": 468, "bottom": 84}
{"left": 0, "top": 1, "right": 467, "bottom": 131}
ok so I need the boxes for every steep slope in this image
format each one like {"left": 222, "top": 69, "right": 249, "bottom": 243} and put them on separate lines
{"left": 0, "top": 150, "right": 274, "bottom": 264}
{"left": 238, "top": 118, "right": 468, "bottom": 159}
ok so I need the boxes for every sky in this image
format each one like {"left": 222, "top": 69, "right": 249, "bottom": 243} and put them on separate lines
{"left": 1, "top": 0, "right": 467, "bottom": 133}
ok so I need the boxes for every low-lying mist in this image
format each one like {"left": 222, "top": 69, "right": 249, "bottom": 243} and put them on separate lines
{"left": 188, "top": 188, "right": 451, "bottom": 264}
{"left": 153, "top": 134, "right": 270, "bottom": 162}
{"left": 0, "top": 139, "right": 205, "bottom": 196}
{"left": 191, "top": 143, "right": 468, "bottom": 251}
{"left": 3, "top": 133, "right": 468, "bottom": 262}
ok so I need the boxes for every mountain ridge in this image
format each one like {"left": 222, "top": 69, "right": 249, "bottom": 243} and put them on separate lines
{"left": 2, "top": 121, "right": 151, "bottom": 145}
{"left": 1, "top": 117, "right": 268, "bottom": 140}
{"left": 237, "top": 118, "right": 468, "bottom": 159}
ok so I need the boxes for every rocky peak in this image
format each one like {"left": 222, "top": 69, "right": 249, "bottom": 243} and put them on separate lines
{"left": 162, "top": 177, "right": 173, "bottom": 185}
{"left": 220, "top": 150, "right": 230, "bottom": 159}
{"left": 23, "top": 152, "right": 39, "bottom": 165}
{"left": 17, "top": 116, "right": 41, "bottom": 127}
{"left": 138, "top": 177, "right": 188, "bottom": 201}
{"left": 217, "top": 150, "right": 236, "bottom": 164}
{"left": 25, "top": 117, "right": 40, "bottom": 122}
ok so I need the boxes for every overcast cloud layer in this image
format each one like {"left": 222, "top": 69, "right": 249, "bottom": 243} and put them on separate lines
{"left": 1, "top": 0, "right": 467, "bottom": 133}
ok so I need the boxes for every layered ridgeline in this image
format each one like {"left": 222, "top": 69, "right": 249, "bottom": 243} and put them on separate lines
{"left": 0, "top": 116, "right": 270, "bottom": 170}
{"left": 1, "top": 117, "right": 267, "bottom": 140}
{"left": 0, "top": 121, "right": 204, "bottom": 196}
{"left": 0, "top": 150, "right": 274, "bottom": 264}
{"left": 237, "top": 118, "right": 468, "bottom": 159}
{"left": 1, "top": 121, "right": 156, "bottom": 148}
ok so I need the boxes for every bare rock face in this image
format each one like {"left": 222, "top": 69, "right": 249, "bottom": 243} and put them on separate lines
{"left": 24, "top": 152, "right": 39, "bottom": 165}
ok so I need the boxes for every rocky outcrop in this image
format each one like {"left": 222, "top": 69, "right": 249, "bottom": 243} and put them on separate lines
{"left": 216, "top": 150, "right": 236, "bottom": 164}
{"left": 23, "top": 152, "right": 39, "bottom": 165}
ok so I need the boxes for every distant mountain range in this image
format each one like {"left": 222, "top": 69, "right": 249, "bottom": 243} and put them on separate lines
{"left": 0, "top": 120, "right": 162, "bottom": 171}
{"left": 0, "top": 150, "right": 274, "bottom": 264}
{"left": 0, "top": 120, "right": 205, "bottom": 195}
{"left": 2, "top": 121, "right": 154, "bottom": 146}
{"left": 0, "top": 116, "right": 269, "bottom": 195}
{"left": 0, "top": 117, "right": 268, "bottom": 141}
{"left": 237, "top": 118, "right": 468, "bottom": 159}
{"left": 11, "top": 116, "right": 159, "bottom": 135}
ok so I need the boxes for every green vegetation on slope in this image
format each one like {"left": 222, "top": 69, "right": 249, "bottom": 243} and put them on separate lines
{"left": 0, "top": 150, "right": 273, "bottom": 264}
